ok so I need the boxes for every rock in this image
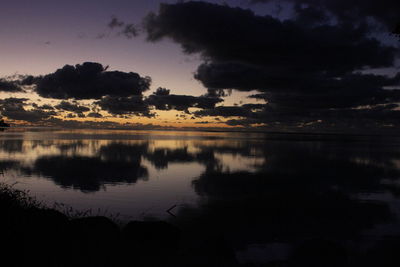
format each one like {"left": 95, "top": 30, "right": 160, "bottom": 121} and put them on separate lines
{"left": 5, "top": 208, "right": 70, "bottom": 267}
{"left": 67, "top": 216, "right": 120, "bottom": 267}
{"left": 363, "top": 238, "right": 400, "bottom": 267}
{"left": 121, "top": 221, "right": 181, "bottom": 266}
{"left": 289, "top": 239, "right": 347, "bottom": 267}
{"left": 69, "top": 216, "right": 119, "bottom": 236}
{"left": 122, "top": 220, "right": 180, "bottom": 248}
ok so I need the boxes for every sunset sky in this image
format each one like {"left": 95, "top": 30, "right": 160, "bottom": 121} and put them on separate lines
{"left": 1, "top": 0, "right": 399, "bottom": 131}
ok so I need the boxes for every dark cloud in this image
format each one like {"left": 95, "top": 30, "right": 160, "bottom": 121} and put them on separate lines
{"left": 120, "top": 24, "right": 138, "bottom": 38}
{"left": 32, "top": 104, "right": 55, "bottom": 110}
{"left": 226, "top": 104, "right": 400, "bottom": 130}
{"left": 95, "top": 88, "right": 223, "bottom": 116}
{"left": 96, "top": 95, "right": 153, "bottom": 117}
{"left": 153, "top": 87, "right": 170, "bottom": 96}
{"left": 146, "top": 87, "right": 223, "bottom": 112}
{"left": 66, "top": 113, "right": 76, "bottom": 118}
{"left": 95, "top": 33, "right": 107, "bottom": 39}
{"left": 0, "top": 98, "right": 28, "bottom": 106}
{"left": 108, "top": 16, "right": 124, "bottom": 29}
{"left": 107, "top": 16, "right": 138, "bottom": 39}
{"left": 87, "top": 112, "right": 103, "bottom": 118}
{"left": 23, "top": 62, "right": 151, "bottom": 100}
{"left": 194, "top": 106, "right": 254, "bottom": 118}
{"left": 395, "top": 24, "right": 400, "bottom": 36}
{"left": 195, "top": 63, "right": 400, "bottom": 103}
{"left": 144, "top": 2, "right": 400, "bottom": 130}
{"left": 10, "top": 62, "right": 226, "bottom": 123}
{"left": 194, "top": 104, "right": 266, "bottom": 125}
{"left": 55, "top": 101, "right": 90, "bottom": 113}
{"left": 205, "top": 88, "right": 231, "bottom": 97}
{"left": 194, "top": 98, "right": 400, "bottom": 130}
{"left": 0, "top": 79, "right": 23, "bottom": 92}
{"left": 42, "top": 117, "right": 134, "bottom": 128}
{"left": 144, "top": 2, "right": 395, "bottom": 71}
{"left": 0, "top": 98, "right": 57, "bottom": 123}
{"left": 242, "top": 104, "right": 265, "bottom": 110}
{"left": 250, "top": 0, "right": 400, "bottom": 33}
{"left": 225, "top": 118, "right": 261, "bottom": 126}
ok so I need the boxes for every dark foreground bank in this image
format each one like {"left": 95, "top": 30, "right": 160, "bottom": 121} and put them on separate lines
{"left": 3, "top": 183, "right": 400, "bottom": 267}
{"left": 0, "top": 183, "right": 237, "bottom": 267}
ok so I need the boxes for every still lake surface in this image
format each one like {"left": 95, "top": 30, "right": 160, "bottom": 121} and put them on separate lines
{"left": 2, "top": 128, "right": 400, "bottom": 263}
{"left": 0, "top": 129, "right": 266, "bottom": 220}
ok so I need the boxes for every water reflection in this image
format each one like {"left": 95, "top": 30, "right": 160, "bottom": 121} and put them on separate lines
{"left": 1, "top": 129, "right": 400, "bottom": 265}
{"left": 174, "top": 136, "right": 400, "bottom": 265}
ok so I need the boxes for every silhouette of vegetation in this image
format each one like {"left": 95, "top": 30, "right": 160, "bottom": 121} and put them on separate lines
{"left": 0, "top": 183, "right": 183, "bottom": 267}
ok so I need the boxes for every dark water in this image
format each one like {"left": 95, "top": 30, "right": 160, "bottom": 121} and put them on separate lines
{"left": 0, "top": 129, "right": 265, "bottom": 219}
{"left": 2, "top": 128, "right": 400, "bottom": 265}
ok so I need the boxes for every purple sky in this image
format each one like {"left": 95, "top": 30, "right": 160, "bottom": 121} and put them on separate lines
{"left": 0, "top": 0, "right": 273, "bottom": 129}
{"left": 1, "top": 0, "right": 257, "bottom": 96}
{"left": 0, "top": 0, "right": 398, "bottom": 131}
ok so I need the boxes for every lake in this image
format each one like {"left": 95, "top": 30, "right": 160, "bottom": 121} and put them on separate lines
{"left": 0, "top": 129, "right": 267, "bottom": 220}
{"left": 2, "top": 128, "right": 400, "bottom": 264}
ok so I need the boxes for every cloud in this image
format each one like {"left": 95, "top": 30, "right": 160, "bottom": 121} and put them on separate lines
{"left": 0, "top": 98, "right": 57, "bottom": 123}
{"left": 23, "top": 62, "right": 151, "bottom": 100}
{"left": 95, "top": 87, "right": 223, "bottom": 116}
{"left": 43, "top": 117, "right": 125, "bottom": 128}
{"left": 108, "top": 16, "right": 124, "bottom": 29}
{"left": 146, "top": 87, "right": 223, "bottom": 112}
{"left": 32, "top": 104, "right": 55, "bottom": 110}
{"left": 96, "top": 95, "right": 153, "bottom": 116}
{"left": 143, "top": 2, "right": 400, "bottom": 129}
{"left": 225, "top": 118, "right": 261, "bottom": 126}
{"left": 87, "top": 112, "right": 103, "bottom": 118}
{"left": 194, "top": 106, "right": 254, "bottom": 118}
{"left": 55, "top": 101, "right": 90, "bottom": 113}
{"left": 0, "top": 98, "right": 28, "bottom": 106}
{"left": 0, "top": 79, "right": 23, "bottom": 92}
{"left": 107, "top": 16, "right": 139, "bottom": 39}
{"left": 395, "top": 24, "right": 400, "bottom": 36}
{"left": 250, "top": 0, "right": 400, "bottom": 33}
{"left": 120, "top": 24, "right": 138, "bottom": 38}
{"left": 66, "top": 113, "right": 76, "bottom": 118}
{"left": 144, "top": 2, "right": 395, "bottom": 70}
{"left": 205, "top": 101, "right": 400, "bottom": 129}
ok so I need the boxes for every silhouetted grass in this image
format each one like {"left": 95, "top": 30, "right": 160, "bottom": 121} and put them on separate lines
{"left": 52, "top": 201, "right": 123, "bottom": 225}
{"left": 0, "top": 182, "right": 185, "bottom": 267}
{"left": 0, "top": 182, "right": 44, "bottom": 211}
{"left": 0, "top": 182, "right": 127, "bottom": 229}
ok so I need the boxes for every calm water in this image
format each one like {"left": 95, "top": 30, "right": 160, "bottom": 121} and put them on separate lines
{"left": 2, "top": 128, "right": 400, "bottom": 263}
{"left": 0, "top": 129, "right": 265, "bottom": 220}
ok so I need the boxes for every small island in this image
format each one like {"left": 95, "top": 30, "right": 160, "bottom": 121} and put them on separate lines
{"left": 0, "top": 119, "right": 10, "bottom": 127}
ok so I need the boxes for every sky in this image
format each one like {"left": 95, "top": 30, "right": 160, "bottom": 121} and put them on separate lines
{"left": 0, "top": 0, "right": 399, "bottom": 132}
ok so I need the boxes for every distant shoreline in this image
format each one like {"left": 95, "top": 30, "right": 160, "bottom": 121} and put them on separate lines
{"left": 2, "top": 125, "right": 400, "bottom": 139}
